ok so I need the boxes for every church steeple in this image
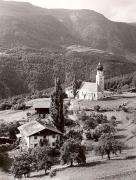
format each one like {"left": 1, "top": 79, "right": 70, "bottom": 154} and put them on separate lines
{"left": 97, "top": 62, "right": 103, "bottom": 71}
{"left": 96, "top": 62, "right": 104, "bottom": 91}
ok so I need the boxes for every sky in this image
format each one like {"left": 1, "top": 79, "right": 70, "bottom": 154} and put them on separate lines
{"left": 6, "top": 0, "right": 136, "bottom": 22}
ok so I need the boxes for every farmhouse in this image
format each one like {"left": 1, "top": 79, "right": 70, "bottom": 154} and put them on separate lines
{"left": 18, "top": 120, "right": 63, "bottom": 149}
{"left": 25, "top": 98, "right": 70, "bottom": 118}
{"left": 33, "top": 99, "right": 51, "bottom": 118}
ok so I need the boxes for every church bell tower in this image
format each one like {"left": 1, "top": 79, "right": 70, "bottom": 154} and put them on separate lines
{"left": 96, "top": 62, "right": 104, "bottom": 91}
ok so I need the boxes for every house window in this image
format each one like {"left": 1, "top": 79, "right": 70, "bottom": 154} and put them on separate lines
{"left": 52, "top": 142, "right": 55, "bottom": 146}
{"left": 52, "top": 134, "right": 56, "bottom": 138}
{"left": 34, "top": 136, "right": 37, "bottom": 139}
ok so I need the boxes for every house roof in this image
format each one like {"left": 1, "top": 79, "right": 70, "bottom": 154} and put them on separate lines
{"left": 25, "top": 98, "right": 69, "bottom": 109}
{"left": 25, "top": 98, "right": 51, "bottom": 108}
{"left": 18, "top": 120, "right": 63, "bottom": 137}
{"left": 34, "top": 101, "right": 51, "bottom": 109}
{"left": 80, "top": 82, "right": 99, "bottom": 92}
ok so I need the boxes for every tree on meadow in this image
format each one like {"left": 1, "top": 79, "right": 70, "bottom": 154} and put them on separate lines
{"left": 12, "top": 151, "right": 31, "bottom": 178}
{"left": 95, "top": 134, "right": 124, "bottom": 160}
{"left": 94, "top": 123, "right": 116, "bottom": 141}
{"left": 30, "top": 146, "right": 53, "bottom": 174}
{"left": 61, "top": 138, "right": 86, "bottom": 166}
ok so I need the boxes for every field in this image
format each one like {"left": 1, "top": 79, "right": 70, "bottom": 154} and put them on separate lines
{"left": 0, "top": 109, "right": 34, "bottom": 123}
{"left": 1, "top": 93, "right": 136, "bottom": 180}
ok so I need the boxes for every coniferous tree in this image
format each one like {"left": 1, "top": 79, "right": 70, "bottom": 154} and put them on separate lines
{"left": 72, "top": 74, "right": 78, "bottom": 98}
{"left": 50, "top": 78, "right": 64, "bottom": 132}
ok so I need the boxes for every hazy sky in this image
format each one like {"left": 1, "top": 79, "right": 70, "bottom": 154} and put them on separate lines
{"left": 6, "top": 0, "right": 136, "bottom": 22}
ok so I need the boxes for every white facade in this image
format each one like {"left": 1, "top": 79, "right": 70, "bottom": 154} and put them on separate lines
{"left": 78, "top": 88, "right": 98, "bottom": 100}
{"left": 25, "top": 134, "right": 61, "bottom": 149}
{"left": 78, "top": 63, "right": 104, "bottom": 101}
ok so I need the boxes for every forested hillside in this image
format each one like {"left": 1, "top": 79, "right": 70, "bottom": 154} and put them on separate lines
{"left": 0, "top": 46, "right": 136, "bottom": 98}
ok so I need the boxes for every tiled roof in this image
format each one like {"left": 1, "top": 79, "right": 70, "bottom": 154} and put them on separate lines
{"left": 34, "top": 101, "right": 51, "bottom": 109}
{"left": 18, "top": 120, "right": 62, "bottom": 137}
{"left": 80, "top": 82, "right": 99, "bottom": 92}
{"left": 25, "top": 98, "right": 51, "bottom": 107}
{"left": 25, "top": 98, "right": 69, "bottom": 109}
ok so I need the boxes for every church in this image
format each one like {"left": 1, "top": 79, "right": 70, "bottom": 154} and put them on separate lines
{"left": 66, "top": 62, "right": 105, "bottom": 100}
{"left": 78, "top": 62, "right": 104, "bottom": 100}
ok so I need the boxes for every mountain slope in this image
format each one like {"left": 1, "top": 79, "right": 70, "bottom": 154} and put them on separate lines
{"left": 0, "top": 1, "right": 77, "bottom": 49}
{"left": 49, "top": 9, "right": 136, "bottom": 56}
{"left": 1, "top": 1, "right": 136, "bottom": 58}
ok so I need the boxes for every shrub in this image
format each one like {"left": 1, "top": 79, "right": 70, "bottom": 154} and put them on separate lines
{"left": 122, "top": 106, "right": 128, "bottom": 112}
{"left": 0, "top": 103, "right": 12, "bottom": 110}
{"left": 79, "top": 111, "right": 87, "bottom": 121}
{"left": 0, "top": 143, "right": 16, "bottom": 152}
{"left": 49, "top": 169, "right": 56, "bottom": 178}
{"left": 13, "top": 103, "right": 26, "bottom": 110}
{"left": 109, "top": 116, "right": 117, "bottom": 127}
{"left": 94, "top": 105, "right": 101, "bottom": 112}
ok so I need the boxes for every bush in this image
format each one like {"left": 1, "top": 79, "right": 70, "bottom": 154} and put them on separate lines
{"left": 94, "top": 105, "right": 101, "bottom": 112}
{"left": 0, "top": 143, "right": 16, "bottom": 152}
{"left": 49, "top": 169, "right": 56, "bottom": 178}
{"left": 0, "top": 103, "right": 12, "bottom": 110}
{"left": 13, "top": 103, "right": 26, "bottom": 110}
{"left": 109, "top": 116, "right": 117, "bottom": 127}
{"left": 122, "top": 106, "right": 128, "bottom": 112}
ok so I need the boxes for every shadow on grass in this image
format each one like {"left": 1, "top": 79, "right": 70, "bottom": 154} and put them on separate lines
{"left": 30, "top": 172, "right": 49, "bottom": 178}
{"left": 77, "top": 161, "right": 106, "bottom": 168}
{"left": 116, "top": 121, "right": 122, "bottom": 125}
{"left": 125, "top": 155, "right": 136, "bottom": 160}
{"left": 66, "top": 161, "right": 107, "bottom": 169}
{"left": 115, "top": 135, "right": 127, "bottom": 139}
{"left": 111, "top": 155, "right": 136, "bottom": 161}
{"left": 117, "top": 128, "right": 126, "bottom": 132}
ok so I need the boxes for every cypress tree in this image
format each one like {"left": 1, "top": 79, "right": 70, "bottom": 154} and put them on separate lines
{"left": 72, "top": 74, "right": 78, "bottom": 98}
{"left": 50, "top": 78, "right": 64, "bottom": 132}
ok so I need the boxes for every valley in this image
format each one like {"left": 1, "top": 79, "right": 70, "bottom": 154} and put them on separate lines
{"left": 0, "top": 1, "right": 136, "bottom": 179}
{"left": 0, "top": 93, "right": 136, "bottom": 179}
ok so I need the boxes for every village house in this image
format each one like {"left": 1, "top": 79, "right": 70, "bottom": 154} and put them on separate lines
{"left": 25, "top": 98, "right": 70, "bottom": 118}
{"left": 25, "top": 98, "right": 51, "bottom": 118}
{"left": 18, "top": 120, "right": 63, "bottom": 149}
{"left": 33, "top": 99, "right": 51, "bottom": 118}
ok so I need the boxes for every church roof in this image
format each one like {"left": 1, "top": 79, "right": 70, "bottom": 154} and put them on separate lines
{"left": 80, "top": 82, "right": 101, "bottom": 92}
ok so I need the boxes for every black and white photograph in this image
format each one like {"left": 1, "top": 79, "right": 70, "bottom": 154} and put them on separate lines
{"left": 0, "top": 0, "right": 136, "bottom": 179}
